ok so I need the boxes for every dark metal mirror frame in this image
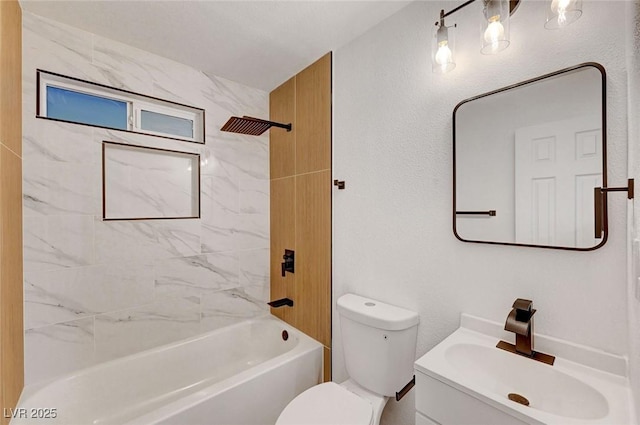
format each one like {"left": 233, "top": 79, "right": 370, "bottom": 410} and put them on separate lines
{"left": 452, "top": 62, "right": 608, "bottom": 251}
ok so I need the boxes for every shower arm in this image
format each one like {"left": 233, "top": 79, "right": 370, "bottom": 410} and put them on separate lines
{"left": 245, "top": 117, "right": 292, "bottom": 132}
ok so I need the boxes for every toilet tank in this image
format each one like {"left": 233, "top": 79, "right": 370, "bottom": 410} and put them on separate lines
{"left": 337, "top": 294, "right": 419, "bottom": 397}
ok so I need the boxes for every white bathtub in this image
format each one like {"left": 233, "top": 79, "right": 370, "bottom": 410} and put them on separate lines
{"left": 13, "top": 316, "right": 323, "bottom": 425}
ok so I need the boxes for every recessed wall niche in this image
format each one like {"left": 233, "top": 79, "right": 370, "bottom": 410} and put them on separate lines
{"left": 102, "top": 141, "right": 200, "bottom": 220}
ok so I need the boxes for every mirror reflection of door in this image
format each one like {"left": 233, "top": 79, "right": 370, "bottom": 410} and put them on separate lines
{"left": 514, "top": 116, "right": 602, "bottom": 248}
{"left": 453, "top": 63, "right": 606, "bottom": 250}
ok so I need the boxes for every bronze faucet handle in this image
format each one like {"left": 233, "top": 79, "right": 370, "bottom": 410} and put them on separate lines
{"left": 512, "top": 298, "right": 533, "bottom": 312}
{"left": 516, "top": 307, "right": 536, "bottom": 323}
{"left": 505, "top": 310, "right": 530, "bottom": 335}
{"left": 505, "top": 298, "right": 536, "bottom": 335}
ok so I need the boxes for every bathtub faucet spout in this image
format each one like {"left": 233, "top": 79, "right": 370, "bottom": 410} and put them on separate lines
{"left": 268, "top": 298, "right": 294, "bottom": 308}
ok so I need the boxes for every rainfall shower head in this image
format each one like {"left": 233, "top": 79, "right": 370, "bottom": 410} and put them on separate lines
{"left": 220, "top": 116, "right": 292, "bottom": 136}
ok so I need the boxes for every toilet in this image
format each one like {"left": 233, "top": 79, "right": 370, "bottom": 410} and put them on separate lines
{"left": 276, "top": 293, "right": 419, "bottom": 425}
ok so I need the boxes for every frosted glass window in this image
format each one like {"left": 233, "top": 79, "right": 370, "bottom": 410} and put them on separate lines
{"left": 38, "top": 70, "right": 205, "bottom": 143}
{"left": 141, "top": 110, "right": 194, "bottom": 139}
{"left": 46, "top": 86, "right": 128, "bottom": 130}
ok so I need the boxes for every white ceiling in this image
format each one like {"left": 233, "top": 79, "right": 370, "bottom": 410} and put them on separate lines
{"left": 20, "top": 0, "right": 411, "bottom": 91}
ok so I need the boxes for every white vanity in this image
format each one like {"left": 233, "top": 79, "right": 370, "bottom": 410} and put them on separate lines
{"left": 414, "top": 314, "right": 636, "bottom": 425}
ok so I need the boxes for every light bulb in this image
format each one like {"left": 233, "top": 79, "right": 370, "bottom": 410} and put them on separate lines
{"left": 483, "top": 16, "right": 504, "bottom": 52}
{"left": 546, "top": 0, "right": 582, "bottom": 29}
{"left": 435, "top": 41, "right": 453, "bottom": 70}
{"left": 553, "top": 0, "right": 572, "bottom": 26}
{"left": 432, "top": 20, "right": 455, "bottom": 74}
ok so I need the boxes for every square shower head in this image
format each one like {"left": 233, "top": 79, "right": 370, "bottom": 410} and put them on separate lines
{"left": 220, "top": 116, "right": 291, "bottom": 136}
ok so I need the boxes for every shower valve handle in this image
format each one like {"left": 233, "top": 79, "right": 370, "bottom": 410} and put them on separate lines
{"left": 281, "top": 249, "right": 295, "bottom": 277}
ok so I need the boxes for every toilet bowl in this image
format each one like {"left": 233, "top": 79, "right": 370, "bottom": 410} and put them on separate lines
{"left": 276, "top": 381, "right": 383, "bottom": 425}
{"left": 275, "top": 293, "right": 419, "bottom": 425}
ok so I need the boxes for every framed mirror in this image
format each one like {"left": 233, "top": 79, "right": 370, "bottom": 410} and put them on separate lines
{"left": 453, "top": 63, "right": 606, "bottom": 250}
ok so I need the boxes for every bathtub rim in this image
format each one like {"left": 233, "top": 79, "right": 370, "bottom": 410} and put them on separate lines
{"left": 127, "top": 319, "right": 323, "bottom": 424}
{"left": 17, "top": 314, "right": 323, "bottom": 420}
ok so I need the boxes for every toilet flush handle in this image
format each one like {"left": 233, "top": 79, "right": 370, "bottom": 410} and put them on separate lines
{"left": 395, "top": 375, "right": 415, "bottom": 401}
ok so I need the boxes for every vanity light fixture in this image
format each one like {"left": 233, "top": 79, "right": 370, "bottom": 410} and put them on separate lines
{"left": 433, "top": 10, "right": 456, "bottom": 73}
{"left": 432, "top": 0, "right": 519, "bottom": 73}
{"left": 432, "top": 0, "right": 583, "bottom": 73}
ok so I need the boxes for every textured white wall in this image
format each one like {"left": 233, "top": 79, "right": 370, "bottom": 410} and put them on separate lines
{"left": 22, "top": 12, "right": 270, "bottom": 385}
{"left": 333, "top": 2, "right": 630, "bottom": 424}
{"left": 627, "top": 0, "right": 640, "bottom": 414}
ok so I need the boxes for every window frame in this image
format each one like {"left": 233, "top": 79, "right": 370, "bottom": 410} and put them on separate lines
{"left": 37, "top": 70, "right": 205, "bottom": 144}
{"left": 134, "top": 100, "right": 200, "bottom": 141}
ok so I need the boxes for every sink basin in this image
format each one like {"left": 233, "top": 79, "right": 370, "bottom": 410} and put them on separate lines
{"left": 445, "top": 343, "right": 608, "bottom": 420}
{"left": 415, "top": 319, "right": 634, "bottom": 425}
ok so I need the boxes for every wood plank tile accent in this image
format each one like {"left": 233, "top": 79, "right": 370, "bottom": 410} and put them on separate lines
{"left": 0, "top": 1, "right": 24, "bottom": 421}
{"left": 0, "top": 143, "right": 3, "bottom": 420}
{"left": 0, "top": 0, "right": 23, "bottom": 157}
{"left": 270, "top": 52, "right": 332, "bottom": 381}
{"left": 270, "top": 177, "right": 296, "bottom": 322}
{"left": 295, "top": 53, "right": 331, "bottom": 174}
{"left": 0, "top": 146, "right": 24, "bottom": 423}
{"left": 270, "top": 77, "right": 296, "bottom": 179}
{"left": 295, "top": 171, "right": 331, "bottom": 347}
{"left": 323, "top": 347, "right": 331, "bottom": 383}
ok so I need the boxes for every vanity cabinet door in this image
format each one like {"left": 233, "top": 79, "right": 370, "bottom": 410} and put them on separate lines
{"left": 415, "top": 372, "right": 532, "bottom": 425}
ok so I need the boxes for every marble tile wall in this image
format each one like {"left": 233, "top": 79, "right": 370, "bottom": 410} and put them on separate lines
{"left": 102, "top": 143, "right": 200, "bottom": 219}
{"left": 22, "top": 12, "right": 270, "bottom": 385}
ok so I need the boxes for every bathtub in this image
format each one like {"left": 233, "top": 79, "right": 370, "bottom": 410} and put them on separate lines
{"left": 13, "top": 316, "right": 323, "bottom": 425}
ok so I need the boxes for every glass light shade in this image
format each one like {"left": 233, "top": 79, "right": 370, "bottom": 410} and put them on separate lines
{"left": 432, "top": 24, "right": 456, "bottom": 74}
{"left": 481, "top": 0, "right": 510, "bottom": 55}
{"left": 545, "top": 0, "right": 583, "bottom": 29}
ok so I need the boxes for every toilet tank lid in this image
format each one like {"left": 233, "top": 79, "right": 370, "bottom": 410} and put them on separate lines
{"left": 337, "top": 294, "right": 419, "bottom": 331}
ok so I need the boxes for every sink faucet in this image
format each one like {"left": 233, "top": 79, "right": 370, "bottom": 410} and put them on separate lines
{"left": 504, "top": 298, "right": 536, "bottom": 357}
{"left": 497, "top": 298, "right": 555, "bottom": 366}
